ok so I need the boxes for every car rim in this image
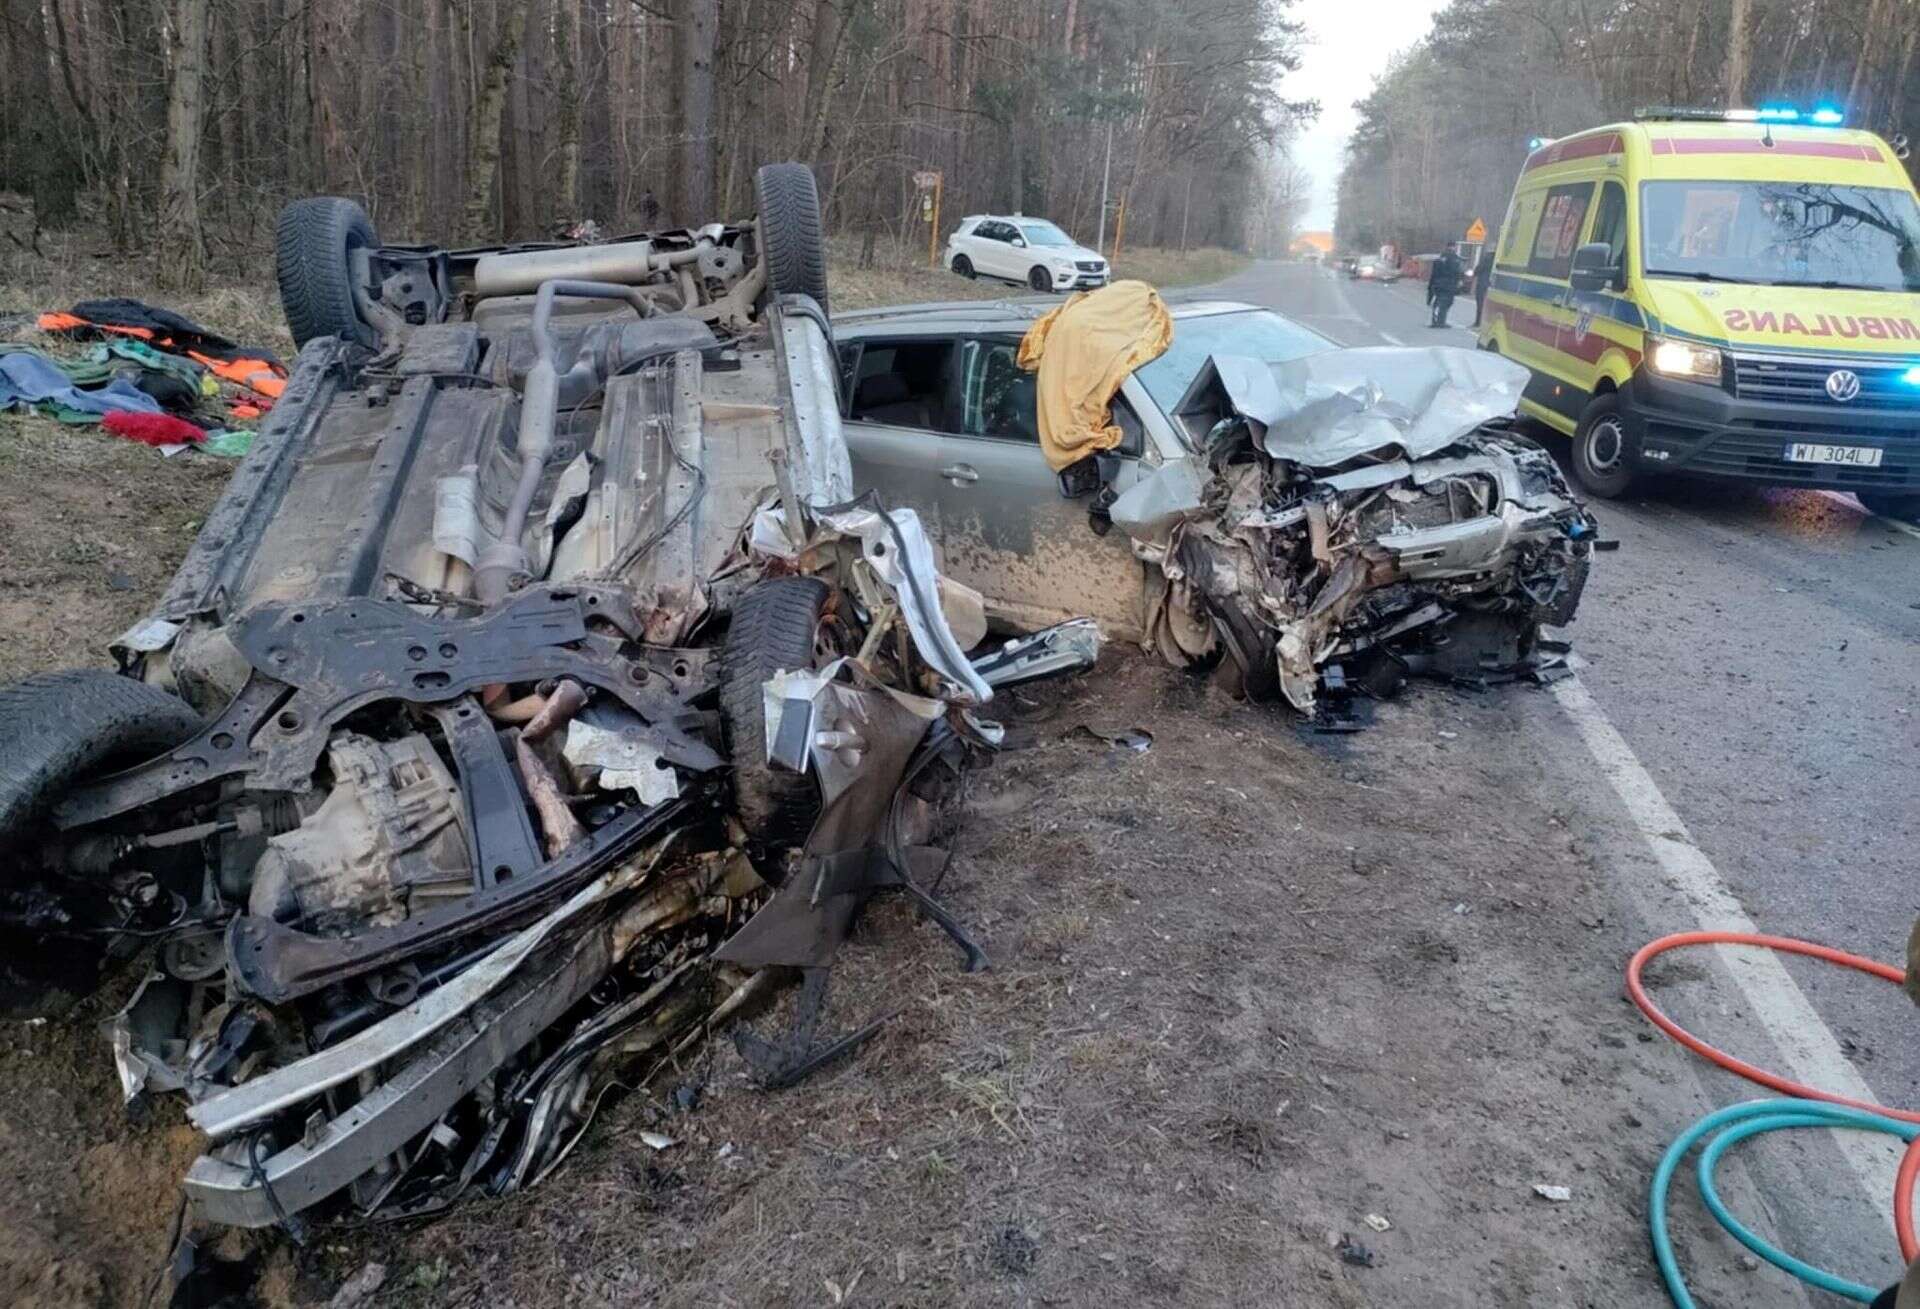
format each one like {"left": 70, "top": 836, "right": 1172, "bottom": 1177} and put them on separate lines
{"left": 1030, "top": 268, "right": 1048, "bottom": 291}
{"left": 1585, "top": 416, "right": 1624, "bottom": 473}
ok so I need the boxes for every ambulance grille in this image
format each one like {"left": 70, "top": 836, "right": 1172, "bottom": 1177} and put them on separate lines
{"left": 1728, "top": 355, "right": 1920, "bottom": 412}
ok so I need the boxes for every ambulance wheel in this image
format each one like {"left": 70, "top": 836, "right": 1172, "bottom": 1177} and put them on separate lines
{"left": 1856, "top": 490, "right": 1920, "bottom": 522}
{"left": 1571, "top": 394, "right": 1636, "bottom": 499}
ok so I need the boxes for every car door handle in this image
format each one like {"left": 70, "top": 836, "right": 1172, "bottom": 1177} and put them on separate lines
{"left": 941, "top": 463, "right": 980, "bottom": 485}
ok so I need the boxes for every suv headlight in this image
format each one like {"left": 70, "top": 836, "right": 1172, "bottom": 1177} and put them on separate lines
{"left": 1646, "top": 334, "right": 1723, "bottom": 384}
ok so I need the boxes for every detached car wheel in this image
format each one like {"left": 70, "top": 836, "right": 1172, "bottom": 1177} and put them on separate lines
{"left": 275, "top": 196, "right": 379, "bottom": 349}
{"left": 1028, "top": 265, "right": 1053, "bottom": 293}
{"left": 1570, "top": 393, "right": 1636, "bottom": 499}
{"left": 952, "top": 253, "right": 975, "bottom": 279}
{"left": 753, "top": 162, "right": 829, "bottom": 315}
{"left": 0, "top": 670, "right": 203, "bottom": 847}
{"left": 1857, "top": 490, "right": 1920, "bottom": 522}
{"left": 719, "top": 576, "right": 832, "bottom": 851}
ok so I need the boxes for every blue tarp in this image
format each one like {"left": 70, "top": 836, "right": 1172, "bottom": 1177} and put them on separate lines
{"left": 0, "top": 350, "right": 162, "bottom": 418}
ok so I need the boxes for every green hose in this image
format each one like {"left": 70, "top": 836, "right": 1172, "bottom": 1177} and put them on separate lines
{"left": 1652, "top": 1098, "right": 1916, "bottom": 1305}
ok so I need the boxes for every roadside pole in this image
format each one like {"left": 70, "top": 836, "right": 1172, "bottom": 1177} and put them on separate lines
{"left": 914, "top": 170, "right": 943, "bottom": 267}
{"left": 1096, "top": 122, "right": 1113, "bottom": 254}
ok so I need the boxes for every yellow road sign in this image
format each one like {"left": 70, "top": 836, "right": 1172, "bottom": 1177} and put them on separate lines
{"left": 1465, "top": 218, "right": 1487, "bottom": 243}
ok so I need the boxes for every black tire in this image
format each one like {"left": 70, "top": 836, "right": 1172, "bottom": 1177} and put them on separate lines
{"left": 1028, "top": 264, "right": 1053, "bottom": 293}
{"left": 1570, "top": 393, "right": 1636, "bottom": 499}
{"left": 719, "top": 577, "right": 831, "bottom": 850}
{"left": 275, "top": 196, "right": 379, "bottom": 349}
{"left": 753, "top": 162, "right": 829, "bottom": 316}
{"left": 0, "top": 670, "right": 203, "bottom": 848}
{"left": 1857, "top": 490, "right": 1920, "bottom": 522}
{"left": 952, "top": 253, "right": 975, "bottom": 279}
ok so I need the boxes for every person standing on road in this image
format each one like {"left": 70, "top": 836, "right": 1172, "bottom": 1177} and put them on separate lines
{"left": 1427, "top": 248, "right": 1462, "bottom": 328}
{"left": 1472, "top": 247, "right": 1496, "bottom": 327}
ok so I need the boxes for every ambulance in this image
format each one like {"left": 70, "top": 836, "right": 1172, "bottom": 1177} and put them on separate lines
{"left": 1478, "top": 107, "right": 1920, "bottom": 517}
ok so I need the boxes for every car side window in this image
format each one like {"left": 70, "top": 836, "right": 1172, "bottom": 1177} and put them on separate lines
{"left": 835, "top": 342, "right": 861, "bottom": 402}
{"left": 1528, "top": 182, "right": 1595, "bottom": 280}
{"left": 958, "top": 339, "right": 1039, "bottom": 444}
{"left": 975, "top": 222, "right": 1006, "bottom": 243}
{"left": 1110, "top": 393, "right": 1145, "bottom": 458}
{"left": 1590, "top": 181, "right": 1628, "bottom": 271}
{"left": 847, "top": 340, "right": 956, "bottom": 432}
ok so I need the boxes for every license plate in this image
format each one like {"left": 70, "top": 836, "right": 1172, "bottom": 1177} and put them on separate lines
{"left": 1784, "top": 442, "right": 1883, "bottom": 467}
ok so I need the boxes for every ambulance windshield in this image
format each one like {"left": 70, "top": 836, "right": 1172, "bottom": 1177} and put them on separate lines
{"left": 1641, "top": 181, "right": 1920, "bottom": 292}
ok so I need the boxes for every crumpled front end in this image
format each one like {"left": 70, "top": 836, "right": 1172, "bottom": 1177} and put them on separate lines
{"left": 1112, "top": 346, "right": 1601, "bottom": 718}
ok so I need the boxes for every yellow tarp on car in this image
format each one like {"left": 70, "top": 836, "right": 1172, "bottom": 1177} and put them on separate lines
{"left": 1017, "top": 280, "right": 1173, "bottom": 472}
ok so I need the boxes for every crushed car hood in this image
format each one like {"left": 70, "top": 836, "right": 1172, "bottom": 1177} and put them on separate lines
{"left": 1116, "top": 345, "right": 1599, "bottom": 719}
{"left": 1181, "top": 346, "right": 1531, "bottom": 466}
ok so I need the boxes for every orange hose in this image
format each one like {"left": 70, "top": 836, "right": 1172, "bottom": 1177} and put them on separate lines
{"left": 1899, "top": 1135, "right": 1920, "bottom": 1263}
{"left": 1626, "top": 930, "right": 1920, "bottom": 1260}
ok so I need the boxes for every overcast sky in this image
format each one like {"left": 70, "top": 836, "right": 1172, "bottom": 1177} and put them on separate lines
{"left": 1282, "top": 0, "right": 1450, "bottom": 230}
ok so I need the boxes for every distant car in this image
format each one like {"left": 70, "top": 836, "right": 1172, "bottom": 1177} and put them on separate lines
{"left": 945, "top": 216, "right": 1110, "bottom": 293}
{"left": 1352, "top": 258, "right": 1400, "bottom": 283}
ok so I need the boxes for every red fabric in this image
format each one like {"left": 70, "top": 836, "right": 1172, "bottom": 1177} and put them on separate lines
{"left": 102, "top": 411, "right": 206, "bottom": 447}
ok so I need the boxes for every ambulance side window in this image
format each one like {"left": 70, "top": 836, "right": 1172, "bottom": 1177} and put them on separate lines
{"left": 1528, "top": 182, "right": 1594, "bottom": 280}
{"left": 1499, "top": 189, "right": 1542, "bottom": 269}
{"left": 1589, "top": 182, "right": 1628, "bottom": 273}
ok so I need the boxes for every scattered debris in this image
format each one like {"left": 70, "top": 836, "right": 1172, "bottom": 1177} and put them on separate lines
{"left": 1337, "top": 1234, "right": 1377, "bottom": 1267}
{"left": 1363, "top": 1212, "right": 1392, "bottom": 1232}
{"left": 326, "top": 1261, "right": 387, "bottom": 1309}
{"left": 638, "top": 1131, "right": 677, "bottom": 1151}
{"left": 1070, "top": 724, "right": 1154, "bottom": 752}
{"left": 1533, "top": 1184, "right": 1573, "bottom": 1202}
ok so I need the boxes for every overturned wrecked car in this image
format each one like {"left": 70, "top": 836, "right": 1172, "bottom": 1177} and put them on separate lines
{"left": 833, "top": 293, "right": 1602, "bottom": 723}
{"left": 0, "top": 164, "right": 1090, "bottom": 1235}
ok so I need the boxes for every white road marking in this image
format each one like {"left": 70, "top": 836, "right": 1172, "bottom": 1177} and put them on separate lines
{"left": 1377, "top": 331, "right": 1405, "bottom": 346}
{"left": 1550, "top": 673, "right": 1903, "bottom": 1231}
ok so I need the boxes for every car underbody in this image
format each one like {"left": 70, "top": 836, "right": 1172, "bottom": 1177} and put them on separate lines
{"left": 0, "top": 166, "right": 1092, "bottom": 1239}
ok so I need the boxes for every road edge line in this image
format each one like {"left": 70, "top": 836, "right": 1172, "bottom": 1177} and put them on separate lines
{"left": 1550, "top": 672, "right": 1903, "bottom": 1233}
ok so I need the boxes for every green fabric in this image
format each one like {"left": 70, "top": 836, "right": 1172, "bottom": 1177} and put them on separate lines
{"left": 10, "top": 345, "right": 114, "bottom": 386}
{"left": 196, "top": 428, "right": 253, "bottom": 458}
{"left": 91, "top": 339, "right": 216, "bottom": 395}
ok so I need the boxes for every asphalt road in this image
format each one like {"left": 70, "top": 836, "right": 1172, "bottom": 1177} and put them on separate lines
{"left": 1191, "top": 257, "right": 1920, "bottom": 1282}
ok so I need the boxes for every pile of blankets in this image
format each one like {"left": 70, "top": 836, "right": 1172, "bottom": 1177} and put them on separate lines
{"left": 0, "top": 298, "right": 287, "bottom": 456}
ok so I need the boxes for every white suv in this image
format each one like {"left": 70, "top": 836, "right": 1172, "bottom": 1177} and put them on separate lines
{"left": 946, "top": 215, "right": 1110, "bottom": 293}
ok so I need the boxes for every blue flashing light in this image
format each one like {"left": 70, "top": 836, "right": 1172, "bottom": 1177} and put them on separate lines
{"left": 1755, "top": 105, "right": 1801, "bottom": 122}
{"left": 1809, "top": 106, "right": 1846, "bottom": 126}
{"left": 1527, "top": 136, "right": 1550, "bottom": 151}
{"left": 1901, "top": 366, "right": 1920, "bottom": 387}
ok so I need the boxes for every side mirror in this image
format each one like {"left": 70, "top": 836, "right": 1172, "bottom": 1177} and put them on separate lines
{"left": 1057, "top": 457, "right": 1101, "bottom": 499}
{"left": 1569, "top": 241, "right": 1621, "bottom": 292}
{"left": 1011, "top": 237, "right": 1027, "bottom": 248}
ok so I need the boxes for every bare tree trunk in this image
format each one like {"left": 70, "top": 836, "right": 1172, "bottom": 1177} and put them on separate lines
{"left": 461, "top": 0, "right": 533, "bottom": 242}
{"left": 158, "top": 0, "right": 210, "bottom": 289}
{"left": 554, "top": 0, "right": 580, "bottom": 218}
{"left": 677, "top": 0, "right": 717, "bottom": 221}
{"left": 1847, "top": 0, "right": 1889, "bottom": 117}
{"left": 1724, "top": 0, "right": 1749, "bottom": 104}
{"left": 799, "top": 0, "right": 847, "bottom": 163}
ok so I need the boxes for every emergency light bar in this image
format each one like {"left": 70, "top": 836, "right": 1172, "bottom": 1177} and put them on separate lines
{"left": 1634, "top": 104, "right": 1847, "bottom": 126}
